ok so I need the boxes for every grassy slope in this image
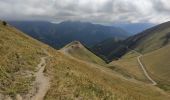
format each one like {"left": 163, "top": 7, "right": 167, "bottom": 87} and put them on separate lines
{"left": 45, "top": 48, "right": 170, "bottom": 100}
{"left": 91, "top": 22, "right": 170, "bottom": 61}
{"left": 126, "top": 21, "right": 170, "bottom": 54}
{"left": 142, "top": 45, "right": 170, "bottom": 92}
{"left": 109, "top": 52, "right": 149, "bottom": 82}
{"left": 110, "top": 22, "right": 170, "bottom": 92}
{"left": 0, "top": 21, "right": 169, "bottom": 99}
{"left": 61, "top": 41, "right": 105, "bottom": 65}
{"left": 111, "top": 45, "right": 170, "bottom": 93}
{"left": 0, "top": 21, "right": 47, "bottom": 96}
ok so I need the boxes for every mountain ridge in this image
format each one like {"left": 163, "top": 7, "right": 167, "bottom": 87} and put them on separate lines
{"left": 92, "top": 21, "right": 170, "bottom": 61}
{"left": 8, "top": 21, "right": 130, "bottom": 48}
{"left": 61, "top": 41, "right": 105, "bottom": 65}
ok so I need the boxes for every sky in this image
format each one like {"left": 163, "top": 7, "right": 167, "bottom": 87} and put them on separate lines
{"left": 0, "top": 0, "right": 170, "bottom": 25}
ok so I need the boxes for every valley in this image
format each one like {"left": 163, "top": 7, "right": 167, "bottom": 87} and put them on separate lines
{"left": 0, "top": 20, "right": 170, "bottom": 100}
{"left": 1, "top": 0, "right": 170, "bottom": 100}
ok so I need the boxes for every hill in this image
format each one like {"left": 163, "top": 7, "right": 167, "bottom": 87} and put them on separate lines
{"left": 61, "top": 41, "right": 105, "bottom": 65}
{"left": 8, "top": 21, "right": 129, "bottom": 48}
{"left": 109, "top": 21, "right": 170, "bottom": 93}
{"left": 141, "top": 45, "right": 170, "bottom": 92}
{"left": 125, "top": 21, "right": 170, "bottom": 54}
{"left": 0, "top": 21, "right": 169, "bottom": 100}
{"left": 110, "top": 44, "right": 170, "bottom": 93}
{"left": 92, "top": 21, "right": 170, "bottom": 61}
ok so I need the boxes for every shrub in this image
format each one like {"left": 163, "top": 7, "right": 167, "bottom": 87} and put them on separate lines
{"left": 2, "top": 21, "right": 7, "bottom": 26}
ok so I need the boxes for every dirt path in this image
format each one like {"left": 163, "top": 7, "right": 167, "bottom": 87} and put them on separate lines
{"left": 1, "top": 50, "right": 51, "bottom": 100}
{"left": 23, "top": 49, "right": 51, "bottom": 100}
{"left": 60, "top": 48, "right": 144, "bottom": 84}
{"left": 63, "top": 46, "right": 158, "bottom": 86}
{"left": 61, "top": 47, "right": 170, "bottom": 97}
{"left": 31, "top": 56, "right": 50, "bottom": 100}
{"left": 130, "top": 49, "right": 157, "bottom": 85}
{"left": 137, "top": 55, "right": 157, "bottom": 85}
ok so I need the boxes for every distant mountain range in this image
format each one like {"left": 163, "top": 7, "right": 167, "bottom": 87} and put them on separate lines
{"left": 113, "top": 23, "right": 155, "bottom": 34}
{"left": 8, "top": 21, "right": 130, "bottom": 48}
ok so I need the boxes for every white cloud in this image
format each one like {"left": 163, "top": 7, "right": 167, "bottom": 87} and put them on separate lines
{"left": 0, "top": 0, "right": 170, "bottom": 24}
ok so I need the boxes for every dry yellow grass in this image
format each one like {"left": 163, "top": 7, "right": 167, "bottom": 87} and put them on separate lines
{"left": 110, "top": 44, "right": 170, "bottom": 94}
{"left": 109, "top": 51, "right": 149, "bottom": 82}
{"left": 44, "top": 48, "right": 170, "bottom": 100}
{"left": 62, "top": 41, "right": 105, "bottom": 65}
{"left": 0, "top": 21, "right": 170, "bottom": 100}
{"left": 129, "top": 22, "right": 170, "bottom": 54}
{"left": 0, "top": 21, "right": 47, "bottom": 97}
{"left": 142, "top": 45, "right": 170, "bottom": 93}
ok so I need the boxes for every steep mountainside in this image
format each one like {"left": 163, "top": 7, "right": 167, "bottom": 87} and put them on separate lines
{"left": 8, "top": 21, "right": 129, "bottom": 48}
{"left": 0, "top": 21, "right": 169, "bottom": 100}
{"left": 92, "top": 38, "right": 125, "bottom": 62}
{"left": 92, "top": 21, "right": 170, "bottom": 61}
{"left": 125, "top": 21, "right": 170, "bottom": 54}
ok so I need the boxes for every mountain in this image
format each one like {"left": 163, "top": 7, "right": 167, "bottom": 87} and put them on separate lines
{"left": 109, "top": 21, "right": 170, "bottom": 93}
{"left": 124, "top": 21, "right": 170, "bottom": 54}
{"left": 91, "top": 38, "right": 125, "bottom": 62}
{"left": 61, "top": 41, "right": 105, "bottom": 65}
{"left": 8, "top": 21, "right": 130, "bottom": 48}
{"left": 1, "top": 21, "right": 169, "bottom": 100}
{"left": 113, "top": 23, "right": 155, "bottom": 34}
{"left": 92, "top": 21, "right": 170, "bottom": 61}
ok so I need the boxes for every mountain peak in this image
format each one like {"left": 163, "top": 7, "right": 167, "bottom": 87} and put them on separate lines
{"left": 61, "top": 41, "right": 105, "bottom": 64}
{"left": 63, "top": 41, "right": 84, "bottom": 50}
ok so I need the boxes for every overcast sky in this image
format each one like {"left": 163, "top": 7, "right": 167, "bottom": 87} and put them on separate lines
{"left": 0, "top": 0, "right": 170, "bottom": 24}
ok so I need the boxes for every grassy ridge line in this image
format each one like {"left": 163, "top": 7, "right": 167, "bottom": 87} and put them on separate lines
{"left": 62, "top": 41, "right": 105, "bottom": 65}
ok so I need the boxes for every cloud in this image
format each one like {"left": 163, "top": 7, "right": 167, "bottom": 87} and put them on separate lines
{"left": 0, "top": 0, "right": 170, "bottom": 24}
